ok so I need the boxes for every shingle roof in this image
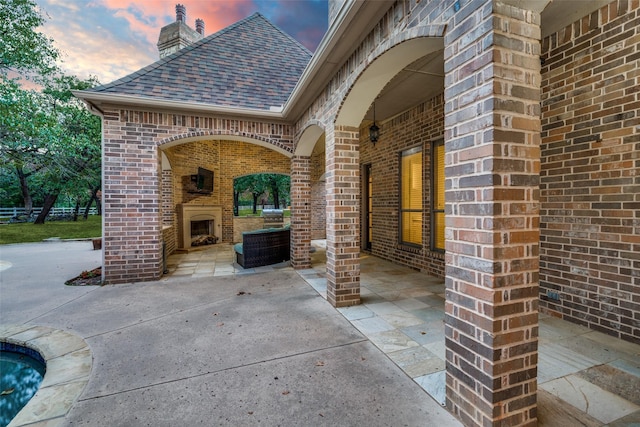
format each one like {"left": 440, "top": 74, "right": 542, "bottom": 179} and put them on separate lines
{"left": 88, "top": 13, "right": 312, "bottom": 111}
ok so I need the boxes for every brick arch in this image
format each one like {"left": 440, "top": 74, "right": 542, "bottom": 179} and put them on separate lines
{"left": 335, "top": 26, "right": 445, "bottom": 127}
{"left": 157, "top": 131, "right": 293, "bottom": 157}
{"left": 294, "top": 120, "right": 325, "bottom": 156}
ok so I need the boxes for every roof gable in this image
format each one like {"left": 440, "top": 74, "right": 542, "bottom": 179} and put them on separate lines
{"left": 88, "top": 13, "right": 312, "bottom": 111}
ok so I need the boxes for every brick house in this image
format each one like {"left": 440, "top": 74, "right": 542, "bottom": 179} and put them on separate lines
{"left": 76, "top": 1, "right": 639, "bottom": 425}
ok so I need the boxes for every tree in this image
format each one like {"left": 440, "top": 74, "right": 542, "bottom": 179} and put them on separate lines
{"left": 0, "top": 78, "right": 58, "bottom": 216}
{"left": 0, "top": 0, "right": 59, "bottom": 78}
{"left": 233, "top": 175, "right": 269, "bottom": 215}
{"left": 0, "top": 75, "right": 101, "bottom": 223}
{"left": 233, "top": 174, "right": 291, "bottom": 214}
{"left": 264, "top": 174, "right": 290, "bottom": 209}
{"left": 31, "top": 75, "right": 101, "bottom": 223}
{"left": 83, "top": 183, "right": 101, "bottom": 219}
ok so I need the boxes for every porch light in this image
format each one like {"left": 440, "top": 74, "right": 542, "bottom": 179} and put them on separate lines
{"left": 369, "top": 102, "right": 380, "bottom": 145}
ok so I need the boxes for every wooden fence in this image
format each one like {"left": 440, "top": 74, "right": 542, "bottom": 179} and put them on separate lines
{"left": 0, "top": 207, "right": 99, "bottom": 219}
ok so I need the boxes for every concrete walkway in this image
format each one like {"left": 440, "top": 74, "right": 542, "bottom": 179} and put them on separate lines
{"left": 0, "top": 241, "right": 458, "bottom": 426}
{"left": 1, "top": 241, "right": 639, "bottom": 426}
{"left": 165, "top": 242, "right": 640, "bottom": 426}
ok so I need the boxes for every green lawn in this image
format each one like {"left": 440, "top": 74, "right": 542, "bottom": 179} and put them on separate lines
{"left": 238, "top": 208, "right": 291, "bottom": 217}
{"left": 0, "top": 215, "right": 102, "bottom": 245}
{"left": 0, "top": 209, "right": 291, "bottom": 244}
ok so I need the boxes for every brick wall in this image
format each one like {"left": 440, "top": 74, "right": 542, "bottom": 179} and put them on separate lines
{"left": 311, "top": 140, "right": 327, "bottom": 240}
{"left": 359, "top": 95, "right": 446, "bottom": 278}
{"left": 101, "top": 106, "right": 293, "bottom": 283}
{"left": 162, "top": 226, "right": 176, "bottom": 260}
{"left": 233, "top": 217, "right": 265, "bottom": 242}
{"left": 101, "top": 109, "right": 163, "bottom": 284}
{"left": 325, "top": 124, "right": 361, "bottom": 307}
{"left": 443, "top": 2, "right": 541, "bottom": 424}
{"left": 540, "top": 0, "right": 640, "bottom": 344}
{"left": 163, "top": 139, "right": 291, "bottom": 244}
{"left": 161, "top": 168, "right": 173, "bottom": 225}
{"left": 291, "top": 155, "right": 312, "bottom": 268}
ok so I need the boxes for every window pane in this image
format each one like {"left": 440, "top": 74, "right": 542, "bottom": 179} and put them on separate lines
{"left": 434, "top": 142, "right": 445, "bottom": 210}
{"left": 432, "top": 140, "right": 445, "bottom": 251}
{"left": 401, "top": 151, "right": 422, "bottom": 210}
{"left": 400, "top": 147, "right": 422, "bottom": 246}
{"left": 401, "top": 212, "right": 422, "bottom": 245}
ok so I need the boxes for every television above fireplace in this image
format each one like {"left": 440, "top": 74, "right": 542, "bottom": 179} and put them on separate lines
{"left": 188, "top": 167, "right": 214, "bottom": 194}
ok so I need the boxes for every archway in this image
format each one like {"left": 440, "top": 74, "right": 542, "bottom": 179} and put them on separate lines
{"left": 335, "top": 36, "right": 445, "bottom": 127}
{"left": 321, "top": 30, "right": 450, "bottom": 406}
{"left": 289, "top": 122, "right": 326, "bottom": 269}
{"left": 325, "top": 33, "right": 446, "bottom": 308}
{"left": 160, "top": 135, "right": 291, "bottom": 249}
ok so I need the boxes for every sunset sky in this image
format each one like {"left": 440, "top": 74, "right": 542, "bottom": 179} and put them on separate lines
{"left": 35, "top": 0, "right": 328, "bottom": 85}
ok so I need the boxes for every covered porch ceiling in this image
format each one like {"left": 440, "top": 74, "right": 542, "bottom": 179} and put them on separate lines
{"left": 362, "top": 0, "right": 611, "bottom": 124}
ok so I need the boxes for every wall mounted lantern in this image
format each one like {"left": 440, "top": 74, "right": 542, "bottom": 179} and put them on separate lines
{"left": 369, "top": 102, "right": 380, "bottom": 145}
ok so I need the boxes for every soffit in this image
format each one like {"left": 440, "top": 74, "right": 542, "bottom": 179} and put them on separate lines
{"left": 361, "top": 0, "right": 613, "bottom": 124}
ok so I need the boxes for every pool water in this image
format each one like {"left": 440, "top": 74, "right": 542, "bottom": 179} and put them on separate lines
{"left": 0, "top": 346, "right": 46, "bottom": 427}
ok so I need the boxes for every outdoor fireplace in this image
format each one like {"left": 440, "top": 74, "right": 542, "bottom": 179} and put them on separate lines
{"left": 177, "top": 204, "right": 222, "bottom": 249}
{"left": 190, "top": 219, "right": 217, "bottom": 246}
{"left": 191, "top": 219, "right": 213, "bottom": 237}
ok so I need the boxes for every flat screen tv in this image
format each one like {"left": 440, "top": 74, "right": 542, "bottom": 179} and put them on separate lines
{"left": 189, "top": 167, "right": 214, "bottom": 194}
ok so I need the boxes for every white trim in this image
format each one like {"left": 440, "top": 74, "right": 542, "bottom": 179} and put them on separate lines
{"left": 72, "top": 91, "right": 286, "bottom": 120}
{"left": 281, "top": 0, "right": 363, "bottom": 117}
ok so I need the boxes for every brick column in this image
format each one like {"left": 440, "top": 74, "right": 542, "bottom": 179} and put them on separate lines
{"left": 325, "top": 124, "right": 360, "bottom": 307}
{"left": 443, "top": 2, "right": 541, "bottom": 426}
{"left": 290, "top": 155, "right": 311, "bottom": 269}
{"left": 102, "top": 110, "right": 163, "bottom": 284}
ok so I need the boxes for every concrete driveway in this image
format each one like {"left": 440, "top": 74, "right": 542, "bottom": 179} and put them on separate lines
{"left": 0, "top": 241, "right": 458, "bottom": 426}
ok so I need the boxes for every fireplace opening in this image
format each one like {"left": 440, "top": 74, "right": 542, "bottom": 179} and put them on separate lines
{"left": 190, "top": 219, "right": 217, "bottom": 246}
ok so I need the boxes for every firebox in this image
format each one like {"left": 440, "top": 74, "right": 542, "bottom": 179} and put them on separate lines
{"left": 191, "top": 219, "right": 213, "bottom": 238}
{"left": 190, "top": 219, "right": 217, "bottom": 246}
{"left": 177, "top": 205, "right": 222, "bottom": 250}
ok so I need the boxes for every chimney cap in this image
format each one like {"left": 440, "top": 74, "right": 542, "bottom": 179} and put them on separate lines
{"left": 195, "top": 18, "right": 205, "bottom": 35}
{"left": 176, "top": 4, "right": 186, "bottom": 22}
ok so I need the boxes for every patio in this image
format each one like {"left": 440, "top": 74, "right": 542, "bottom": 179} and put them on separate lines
{"left": 167, "top": 241, "right": 640, "bottom": 426}
{"left": 1, "top": 240, "right": 639, "bottom": 425}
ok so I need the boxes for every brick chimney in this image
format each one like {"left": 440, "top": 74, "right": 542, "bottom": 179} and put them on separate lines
{"left": 195, "top": 18, "right": 205, "bottom": 35}
{"left": 176, "top": 4, "right": 186, "bottom": 22}
{"left": 157, "top": 4, "right": 205, "bottom": 58}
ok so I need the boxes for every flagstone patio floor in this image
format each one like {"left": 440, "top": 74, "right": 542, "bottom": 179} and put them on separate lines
{"left": 167, "top": 241, "right": 640, "bottom": 426}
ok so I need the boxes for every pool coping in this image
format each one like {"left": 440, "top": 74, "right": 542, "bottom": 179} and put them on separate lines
{"left": 0, "top": 324, "right": 92, "bottom": 427}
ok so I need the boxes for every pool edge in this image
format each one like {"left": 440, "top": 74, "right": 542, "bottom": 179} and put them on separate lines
{"left": 0, "top": 325, "right": 92, "bottom": 427}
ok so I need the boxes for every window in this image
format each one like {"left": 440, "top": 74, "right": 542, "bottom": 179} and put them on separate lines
{"left": 400, "top": 147, "right": 422, "bottom": 246}
{"left": 431, "top": 140, "right": 445, "bottom": 251}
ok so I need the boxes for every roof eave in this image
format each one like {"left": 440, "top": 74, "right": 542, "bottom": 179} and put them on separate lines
{"left": 73, "top": 90, "right": 286, "bottom": 120}
{"left": 282, "top": 0, "right": 395, "bottom": 122}
{"left": 75, "top": 2, "right": 396, "bottom": 124}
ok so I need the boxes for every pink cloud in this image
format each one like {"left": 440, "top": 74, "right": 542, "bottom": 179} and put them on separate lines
{"left": 96, "top": 0, "right": 257, "bottom": 45}
{"left": 35, "top": 0, "right": 325, "bottom": 84}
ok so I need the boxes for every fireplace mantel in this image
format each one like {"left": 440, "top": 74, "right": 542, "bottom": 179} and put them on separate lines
{"left": 177, "top": 204, "right": 222, "bottom": 249}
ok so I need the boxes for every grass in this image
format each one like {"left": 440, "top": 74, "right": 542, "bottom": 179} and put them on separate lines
{"left": 238, "top": 208, "right": 291, "bottom": 217}
{"left": 0, "top": 215, "right": 102, "bottom": 245}
{"left": 0, "top": 209, "right": 291, "bottom": 244}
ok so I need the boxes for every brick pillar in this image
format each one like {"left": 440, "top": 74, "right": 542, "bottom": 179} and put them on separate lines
{"left": 443, "top": 2, "right": 541, "bottom": 426}
{"left": 102, "top": 110, "right": 163, "bottom": 284}
{"left": 290, "top": 155, "right": 311, "bottom": 269}
{"left": 325, "top": 124, "right": 360, "bottom": 307}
